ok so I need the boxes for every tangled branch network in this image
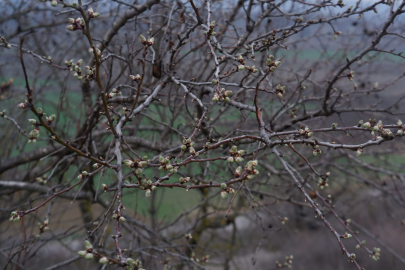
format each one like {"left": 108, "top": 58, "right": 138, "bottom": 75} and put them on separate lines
{"left": 1, "top": 0, "right": 405, "bottom": 269}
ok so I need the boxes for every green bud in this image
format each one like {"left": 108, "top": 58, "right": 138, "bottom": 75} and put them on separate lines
{"left": 84, "top": 240, "right": 93, "bottom": 250}
{"left": 135, "top": 168, "right": 143, "bottom": 176}
{"left": 85, "top": 253, "right": 94, "bottom": 260}
{"left": 224, "top": 90, "right": 233, "bottom": 97}
{"left": 99, "top": 257, "right": 108, "bottom": 264}
{"left": 230, "top": 145, "right": 237, "bottom": 154}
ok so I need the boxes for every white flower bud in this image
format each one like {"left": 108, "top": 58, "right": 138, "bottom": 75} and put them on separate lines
{"left": 145, "top": 189, "right": 151, "bottom": 197}
{"left": 350, "top": 253, "right": 356, "bottom": 260}
{"left": 17, "top": 103, "right": 28, "bottom": 109}
{"left": 123, "top": 159, "right": 134, "bottom": 167}
{"left": 235, "top": 166, "right": 242, "bottom": 177}
{"left": 138, "top": 161, "right": 147, "bottom": 168}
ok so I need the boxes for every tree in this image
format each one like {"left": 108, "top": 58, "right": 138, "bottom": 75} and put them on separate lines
{"left": 1, "top": 0, "right": 405, "bottom": 269}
